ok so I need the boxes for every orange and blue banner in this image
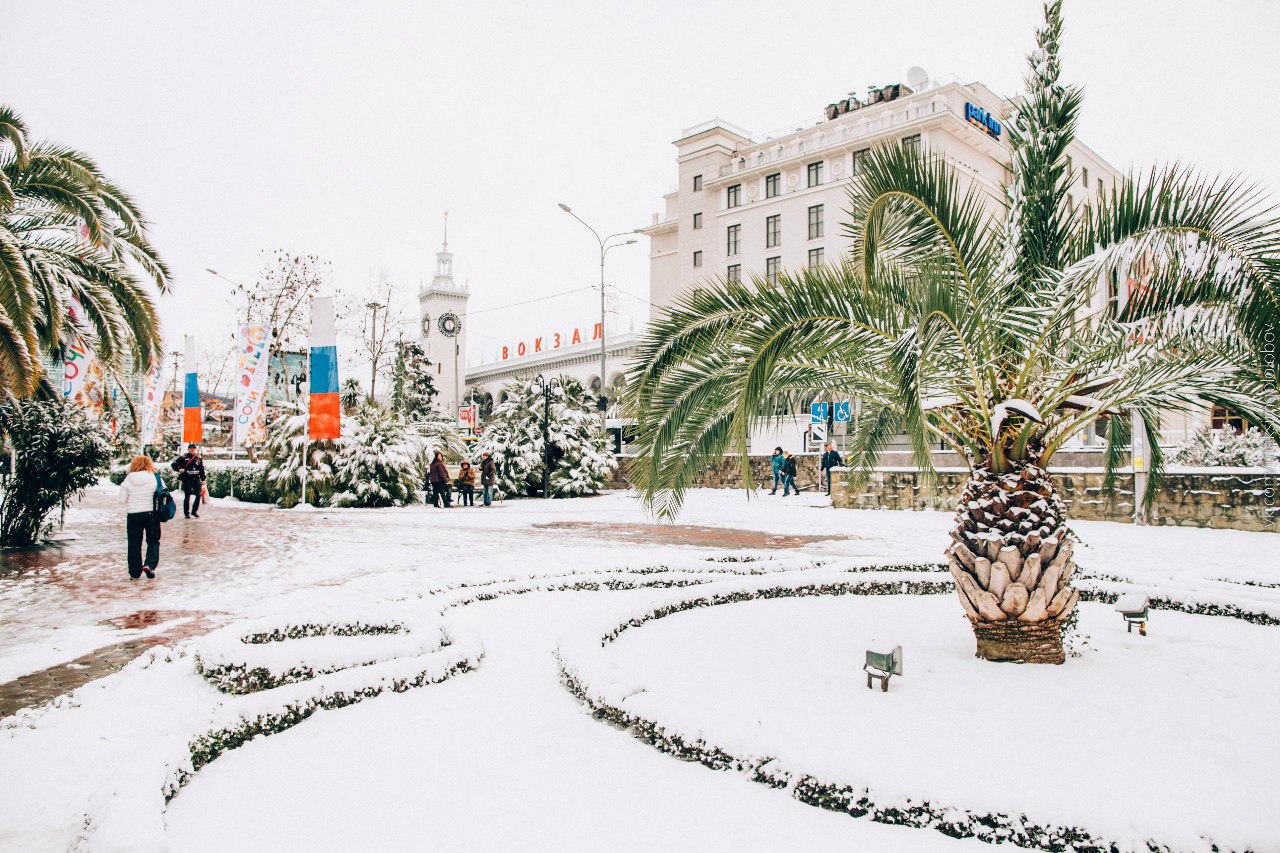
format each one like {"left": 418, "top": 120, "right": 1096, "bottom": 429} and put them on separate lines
{"left": 308, "top": 296, "right": 341, "bottom": 440}
{"left": 183, "top": 335, "right": 203, "bottom": 443}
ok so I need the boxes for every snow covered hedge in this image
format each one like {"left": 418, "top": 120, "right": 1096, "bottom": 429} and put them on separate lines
{"left": 1172, "top": 426, "right": 1279, "bottom": 467}
{"left": 474, "top": 375, "right": 616, "bottom": 497}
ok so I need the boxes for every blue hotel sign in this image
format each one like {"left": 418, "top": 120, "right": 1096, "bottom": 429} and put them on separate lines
{"left": 965, "top": 102, "right": 1002, "bottom": 139}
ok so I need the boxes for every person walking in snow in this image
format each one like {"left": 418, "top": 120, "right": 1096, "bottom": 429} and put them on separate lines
{"left": 457, "top": 460, "right": 476, "bottom": 507}
{"left": 118, "top": 455, "right": 162, "bottom": 579}
{"left": 480, "top": 451, "right": 497, "bottom": 507}
{"left": 781, "top": 451, "right": 799, "bottom": 496}
{"left": 428, "top": 450, "right": 452, "bottom": 508}
{"left": 171, "top": 443, "right": 206, "bottom": 518}
{"left": 769, "top": 446, "right": 785, "bottom": 494}
{"left": 820, "top": 442, "right": 843, "bottom": 496}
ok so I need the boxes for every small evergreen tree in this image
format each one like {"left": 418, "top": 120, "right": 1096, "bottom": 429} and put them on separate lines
{"left": 475, "top": 375, "right": 615, "bottom": 497}
{"left": 262, "top": 402, "right": 338, "bottom": 507}
{"left": 330, "top": 404, "right": 424, "bottom": 507}
{"left": 0, "top": 399, "right": 114, "bottom": 546}
{"left": 391, "top": 340, "right": 437, "bottom": 420}
{"left": 340, "top": 378, "right": 363, "bottom": 414}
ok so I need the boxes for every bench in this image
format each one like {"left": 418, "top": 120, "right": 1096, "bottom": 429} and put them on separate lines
{"left": 863, "top": 645, "right": 903, "bottom": 692}
{"left": 1114, "top": 593, "right": 1150, "bottom": 636}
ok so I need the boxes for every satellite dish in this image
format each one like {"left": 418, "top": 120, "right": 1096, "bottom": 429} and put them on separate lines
{"left": 907, "top": 66, "right": 929, "bottom": 89}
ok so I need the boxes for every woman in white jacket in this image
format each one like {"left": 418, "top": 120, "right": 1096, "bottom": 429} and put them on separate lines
{"left": 118, "top": 455, "right": 162, "bottom": 579}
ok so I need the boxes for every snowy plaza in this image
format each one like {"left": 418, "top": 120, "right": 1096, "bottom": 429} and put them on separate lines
{"left": 2, "top": 486, "right": 1277, "bottom": 852}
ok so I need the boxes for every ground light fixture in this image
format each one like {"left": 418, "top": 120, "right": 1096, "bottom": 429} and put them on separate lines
{"left": 1115, "top": 593, "right": 1151, "bottom": 636}
{"left": 863, "top": 644, "right": 903, "bottom": 692}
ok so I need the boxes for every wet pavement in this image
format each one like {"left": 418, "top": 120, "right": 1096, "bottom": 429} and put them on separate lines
{"left": 0, "top": 487, "right": 847, "bottom": 718}
{"left": 534, "top": 521, "right": 848, "bottom": 549}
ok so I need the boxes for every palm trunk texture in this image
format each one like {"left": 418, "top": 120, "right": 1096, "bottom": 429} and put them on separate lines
{"left": 946, "top": 462, "right": 1079, "bottom": 664}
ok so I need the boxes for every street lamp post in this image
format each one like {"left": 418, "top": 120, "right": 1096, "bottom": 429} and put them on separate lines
{"left": 532, "top": 374, "right": 560, "bottom": 499}
{"left": 557, "top": 204, "right": 637, "bottom": 440}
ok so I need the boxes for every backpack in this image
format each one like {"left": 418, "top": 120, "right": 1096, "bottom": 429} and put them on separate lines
{"left": 153, "top": 473, "right": 177, "bottom": 523}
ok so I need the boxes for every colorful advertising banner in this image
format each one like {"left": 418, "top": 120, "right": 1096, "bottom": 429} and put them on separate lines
{"left": 182, "top": 335, "right": 203, "bottom": 444}
{"left": 63, "top": 299, "right": 105, "bottom": 416}
{"left": 308, "top": 297, "right": 341, "bottom": 440}
{"left": 138, "top": 359, "right": 167, "bottom": 446}
{"left": 234, "top": 324, "right": 272, "bottom": 446}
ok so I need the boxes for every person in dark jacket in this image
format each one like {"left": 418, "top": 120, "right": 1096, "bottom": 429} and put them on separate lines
{"left": 820, "top": 442, "right": 843, "bottom": 495}
{"left": 781, "top": 451, "right": 798, "bottom": 496}
{"left": 428, "top": 451, "right": 452, "bottom": 508}
{"left": 769, "top": 447, "right": 784, "bottom": 494}
{"left": 171, "top": 443, "right": 206, "bottom": 518}
{"left": 457, "top": 460, "right": 476, "bottom": 507}
{"left": 480, "top": 452, "right": 497, "bottom": 507}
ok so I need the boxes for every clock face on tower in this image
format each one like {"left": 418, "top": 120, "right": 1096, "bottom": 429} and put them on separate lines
{"left": 438, "top": 312, "right": 461, "bottom": 338}
{"left": 420, "top": 314, "right": 432, "bottom": 337}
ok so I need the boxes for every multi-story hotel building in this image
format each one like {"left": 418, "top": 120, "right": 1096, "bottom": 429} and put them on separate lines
{"left": 638, "top": 75, "right": 1118, "bottom": 316}
{"left": 635, "top": 75, "right": 1214, "bottom": 452}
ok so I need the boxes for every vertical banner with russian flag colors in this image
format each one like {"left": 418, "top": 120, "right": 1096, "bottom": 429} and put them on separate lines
{"left": 308, "top": 296, "right": 341, "bottom": 440}
{"left": 234, "top": 324, "right": 272, "bottom": 445}
{"left": 139, "top": 359, "right": 167, "bottom": 446}
{"left": 182, "top": 335, "right": 203, "bottom": 444}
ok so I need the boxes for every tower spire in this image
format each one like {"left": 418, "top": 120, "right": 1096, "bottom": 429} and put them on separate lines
{"left": 442, "top": 210, "right": 448, "bottom": 253}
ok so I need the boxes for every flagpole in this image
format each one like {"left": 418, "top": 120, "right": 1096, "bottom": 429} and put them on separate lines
{"left": 299, "top": 438, "right": 308, "bottom": 508}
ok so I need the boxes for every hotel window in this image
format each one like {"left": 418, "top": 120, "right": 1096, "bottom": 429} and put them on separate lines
{"left": 807, "top": 161, "right": 823, "bottom": 187}
{"left": 693, "top": 174, "right": 703, "bottom": 192}
{"left": 1211, "top": 405, "right": 1250, "bottom": 432}
{"left": 1097, "top": 177, "right": 1104, "bottom": 197}
{"left": 852, "top": 148, "right": 870, "bottom": 175}
{"left": 727, "top": 264, "right": 741, "bottom": 283}
{"left": 808, "top": 247, "right": 824, "bottom": 267}
{"left": 765, "top": 173, "right": 780, "bottom": 198}
{"left": 726, "top": 224, "right": 741, "bottom": 256}
{"left": 1082, "top": 167, "right": 1089, "bottom": 189}
{"left": 765, "top": 214, "right": 781, "bottom": 248}
{"left": 692, "top": 212, "right": 702, "bottom": 230}
{"left": 693, "top": 250, "right": 703, "bottom": 268}
{"left": 727, "top": 184, "right": 741, "bottom": 208}
{"left": 902, "top": 134, "right": 921, "bottom": 156}
{"left": 766, "top": 256, "right": 781, "bottom": 285}
{"left": 808, "top": 204, "right": 824, "bottom": 239}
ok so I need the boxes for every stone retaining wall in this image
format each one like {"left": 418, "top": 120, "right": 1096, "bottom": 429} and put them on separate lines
{"left": 830, "top": 468, "right": 1278, "bottom": 533}
{"left": 610, "top": 456, "right": 1278, "bottom": 532}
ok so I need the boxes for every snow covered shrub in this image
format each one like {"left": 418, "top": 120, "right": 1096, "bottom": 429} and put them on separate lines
{"left": 475, "top": 375, "right": 616, "bottom": 497}
{"left": 204, "top": 464, "right": 271, "bottom": 502}
{"left": 263, "top": 402, "right": 338, "bottom": 507}
{"left": 330, "top": 404, "right": 426, "bottom": 507}
{"left": 0, "top": 398, "right": 113, "bottom": 546}
{"left": 1172, "top": 426, "right": 1278, "bottom": 467}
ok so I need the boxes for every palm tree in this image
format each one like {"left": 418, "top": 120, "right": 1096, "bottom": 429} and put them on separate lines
{"left": 0, "top": 105, "right": 170, "bottom": 397}
{"left": 628, "top": 1, "right": 1280, "bottom": 664}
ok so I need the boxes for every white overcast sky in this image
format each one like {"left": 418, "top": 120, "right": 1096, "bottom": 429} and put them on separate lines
{"left": 4, "top": 0, "right": 1279, "bottom": 381}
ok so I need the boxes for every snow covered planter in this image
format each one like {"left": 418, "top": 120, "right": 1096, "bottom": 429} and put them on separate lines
{"left": 557, "top": 575, "right": 1280, "bottom": 852}
{"left": 172, "top": 605, "right": 481, "bottom": 794}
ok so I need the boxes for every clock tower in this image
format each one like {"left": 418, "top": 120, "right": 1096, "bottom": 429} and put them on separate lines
{"left": 418, "top": 212, "right": 469, "bottom": 413}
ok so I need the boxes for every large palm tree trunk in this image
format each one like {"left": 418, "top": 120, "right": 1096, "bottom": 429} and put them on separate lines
{"left": 946, "top": 461, "right": 1079, "bottom": 664}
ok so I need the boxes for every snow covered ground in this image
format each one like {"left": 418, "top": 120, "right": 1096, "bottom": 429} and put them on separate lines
{"left": 0, "top": 485, "right": 1277, "bottom": 851}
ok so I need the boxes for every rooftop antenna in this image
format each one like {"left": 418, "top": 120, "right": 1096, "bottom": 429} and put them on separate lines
{"left": 907, "top": 66, "right": 929, "bottom": 90}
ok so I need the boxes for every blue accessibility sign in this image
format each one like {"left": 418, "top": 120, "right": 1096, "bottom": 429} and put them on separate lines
{"left": 810, "top": 402, "right": 829, "bottom": 423}
{"left": 833, "top": 401, "right": 852, "bottom": 423}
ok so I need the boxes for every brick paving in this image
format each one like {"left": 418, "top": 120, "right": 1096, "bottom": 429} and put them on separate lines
{"left": 534, "top": 521, "right": 847, "bottom": 549}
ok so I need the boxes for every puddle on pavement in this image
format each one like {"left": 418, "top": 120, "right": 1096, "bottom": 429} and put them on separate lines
{"left": 533, "top": 521, "right": 846, "bottom": 549}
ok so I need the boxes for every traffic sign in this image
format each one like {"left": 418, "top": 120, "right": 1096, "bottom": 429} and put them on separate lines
{"left": 811, "top": 423, "right": 827, "bottom": 441}
{"left": 833, "top": 401, "right": 851, "bottom": 423}
{"left": 810, "top": 402, "right": 829, "bottom": 423}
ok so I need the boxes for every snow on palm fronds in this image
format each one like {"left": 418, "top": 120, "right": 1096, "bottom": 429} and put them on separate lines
{"left": 476, "top": 375, "right": 616, "bottom": 497}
